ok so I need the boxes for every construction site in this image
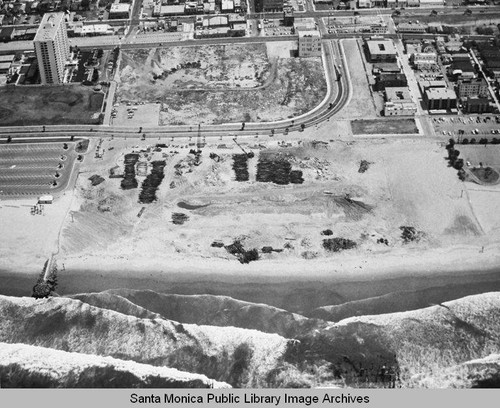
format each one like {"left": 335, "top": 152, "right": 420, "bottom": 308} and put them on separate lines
{"left": 114, "top": 43, "right": 326, "bottom": 125}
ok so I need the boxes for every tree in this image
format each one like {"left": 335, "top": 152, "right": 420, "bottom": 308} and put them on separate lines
{"left": 454, "top": 158, "right": 464, "bottom": 170}
{"left": 462, "top": 138, "right": 469, "bottom": 145}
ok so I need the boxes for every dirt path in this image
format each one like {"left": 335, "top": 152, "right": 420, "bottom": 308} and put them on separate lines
{"left": 158, "top": 58, "right": 280, "bottom": 93}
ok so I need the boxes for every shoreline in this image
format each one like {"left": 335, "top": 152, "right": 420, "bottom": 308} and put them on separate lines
{"left": 2, "top": 243, "right": 500, "bottom": 314}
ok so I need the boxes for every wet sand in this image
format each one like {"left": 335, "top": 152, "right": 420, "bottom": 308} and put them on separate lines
{"left": 2, "top": 266, "right": 499, "bottom": 315}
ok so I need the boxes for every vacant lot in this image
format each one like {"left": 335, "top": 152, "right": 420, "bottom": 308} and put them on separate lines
{"left": 159, "top": 58, "right": 326, "bottom": 124}
{"left": 351, "top": 119, "right": 418, "bottom": 135}
{"left": 117, "top": 44, "right": 271, "bottom": 100}
{"left": 0, "top": 86, "right": 103, "bottom": 126}
{"left": 116, "top": 44, "right": 326, "bottom": 124}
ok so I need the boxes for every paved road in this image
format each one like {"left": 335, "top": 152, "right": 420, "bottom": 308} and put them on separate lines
{"left": 0, "top": 39, "right": 349, "bottom": 141}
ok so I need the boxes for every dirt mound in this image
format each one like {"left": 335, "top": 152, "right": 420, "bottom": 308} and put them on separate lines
{"left": 0, "top": 342, "right": 229, "bottom": 388}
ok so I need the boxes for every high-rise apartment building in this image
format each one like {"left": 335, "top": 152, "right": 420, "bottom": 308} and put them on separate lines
{"left": 34, "top": 13, "right": 69, "bottom": 85}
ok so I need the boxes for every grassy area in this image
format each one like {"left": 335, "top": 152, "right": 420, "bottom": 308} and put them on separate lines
{"left": 351, "top": 119, "right": 418, "bottom": 135}
{"left": 470, "top": 167, "right": 500, "bottom": 184}
{"left": 0, "top": 85, "right": 103, "bottom": 126}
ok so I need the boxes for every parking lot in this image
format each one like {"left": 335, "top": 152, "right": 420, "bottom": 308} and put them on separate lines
{"left": 110, "top": 103, "right": 161, "bottom": 127}
{"left": 432, "top": 115, "right": 500, "bottom": 141}
{"left": 0, "top": 143, "right": 78, "bottom": 196}
{"left": 262, "top": 19, "right": 295, "bottom": 37}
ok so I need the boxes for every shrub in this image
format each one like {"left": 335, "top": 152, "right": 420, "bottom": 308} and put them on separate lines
{"left": 322, "top": 238, "right": 357, "bottom": 252}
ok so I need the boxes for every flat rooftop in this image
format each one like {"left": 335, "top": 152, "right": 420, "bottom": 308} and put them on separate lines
{"left": 34, "top": 13, "right": 65, "bottom": 42}
{"left": 110, "top": 3, "right": 131, "bottom": 13}
{"left": 426, "top": 87, "right": 457, "bottom": 100}
{"left": 298, "top": 29, "right": 320, "bottom": 37}
{"left": 367, "top": 39, "right": 397, "bottom": 55}
{"left": 386, "top": 87, "right": 412, "bottom": 103}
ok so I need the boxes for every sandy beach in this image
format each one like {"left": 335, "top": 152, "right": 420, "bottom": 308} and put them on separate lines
{"left": 2, "top": 132, "right": 500, "bottom": 314}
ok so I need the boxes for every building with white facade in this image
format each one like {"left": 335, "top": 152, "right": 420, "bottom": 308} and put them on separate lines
{"left": 34, "top": 13, "right": 69, "bottom": 85}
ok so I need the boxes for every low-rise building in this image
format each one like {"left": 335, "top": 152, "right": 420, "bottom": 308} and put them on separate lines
{"left": 366, "top": 39, "right": 397, "bottom": 63}
{"left": 397, "top": 22, "right": 428, "bottom": 34}
{"left": 411, "top": 52, "right": 437, "bottom": 69}
{"left": 419, "top": 0, "right": 444, "bottom": 6}
{"left": 424, "top": 87, "right": 457, "bottom": 110}
{"left": 384, "top": 87, "right": 417, "bottom": 116}
{"left": 109, "top": 3, "right": 131, "bottom": 19}
{"left": 372, "top": 62, "right": 401, "bottom": 74}
{"left": 358, "top": 0, "right": 372, "bottom": 8}
{"left": 154, "top": 5, "right": 185, "bottom": 17}
{"left": 221, "top": 0, "right": 234, "bottom": 12}
{"left": 255, "top": 0, "right": 284, "bottom": 12}
{"left": 373, "top": 72, "right": 408, "bottom": 91}
{"left": 419, "top": 79, "right": 447, "bottom": 93}
{"left": 450, "top": 59, "right": 476, "bottom": 80}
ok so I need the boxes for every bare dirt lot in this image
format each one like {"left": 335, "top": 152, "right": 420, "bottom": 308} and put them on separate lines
{"left": 351, "top": 118, "right": 419, "bottom": 135}
{"left": 117, "top": 44, "right": 271, "bottom": 96}
{"left": 115, "top": 44, "right": 326, "bottom": 125}
{"left": 334, "top": 39, "right": 377, "bottom": 121}
{"left": 0, "top": 86, "right": 103, "bottom": 126}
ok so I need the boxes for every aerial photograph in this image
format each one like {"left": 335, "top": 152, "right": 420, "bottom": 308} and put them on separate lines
{"left": 0, "top": 0, "right": 500, "bottom": 391}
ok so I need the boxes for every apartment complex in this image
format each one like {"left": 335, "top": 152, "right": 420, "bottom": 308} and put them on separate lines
{"left": 34, "top": 13, "right": 69, "bottom": 85}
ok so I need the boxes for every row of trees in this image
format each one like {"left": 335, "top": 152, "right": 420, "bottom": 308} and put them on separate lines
{"left": 446, "top": 139, "right": 466, "bottom": 181}
{"left": 460, "top": 137, "right": 500, "bottom": 145}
